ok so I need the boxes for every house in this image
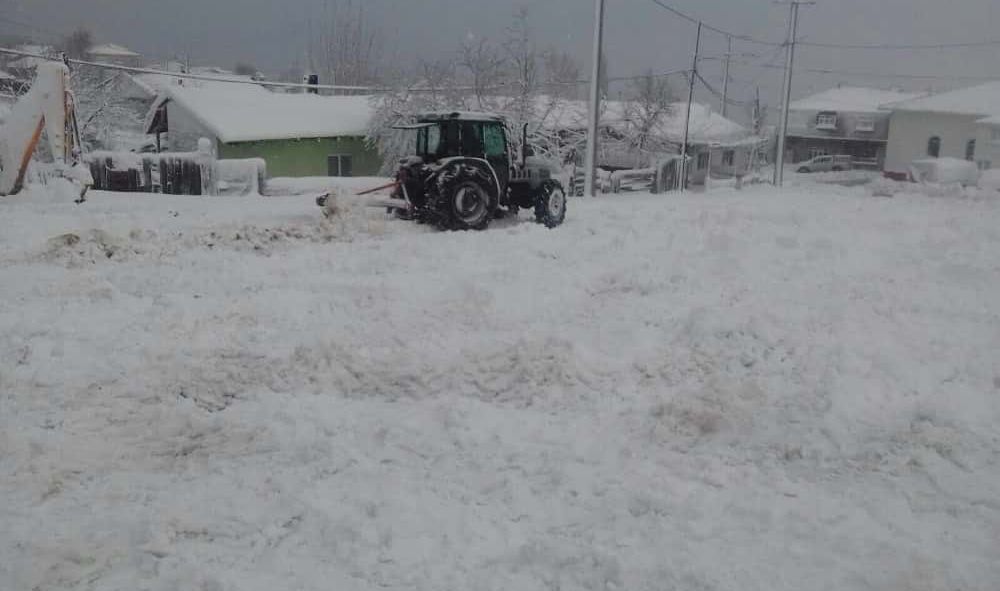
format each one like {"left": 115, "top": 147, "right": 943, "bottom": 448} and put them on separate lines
{"left": 884, "top": 81, "right": 1000, "bottom": 177}
{"left": 784, "top": 86, "right": 924, "bottom": 169}
{"left": 86, "top": 43, "right": 142, "bottom": 68}
{"left": 539, "top": 97, "right": 763, "bottom": 184}
{"left": 145, "top": 81, "right": 380, "bottom": 177}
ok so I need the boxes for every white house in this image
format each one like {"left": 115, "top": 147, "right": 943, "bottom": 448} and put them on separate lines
{"left": 884, "top": 81, "right": 1000, "bottom": 177}
{"left": 785, "top": 86, "right": 924, "bottom": 169}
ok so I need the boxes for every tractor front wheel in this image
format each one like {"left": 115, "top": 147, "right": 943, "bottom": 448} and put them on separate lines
{"left": 534, "top": 180, "right": 567, "bottom": 229}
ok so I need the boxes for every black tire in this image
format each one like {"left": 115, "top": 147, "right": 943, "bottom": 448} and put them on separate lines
{"left": 832, "top": 166, "right": 844, "bottom": 172}
{"left": 432, "top": 166, "right": 496, "bottom": 231}
{"left": 534, "top": 180, "right": 567, "bottom": 229}
{"left": 797, "top": 167, "right": 810, "bottom": 173}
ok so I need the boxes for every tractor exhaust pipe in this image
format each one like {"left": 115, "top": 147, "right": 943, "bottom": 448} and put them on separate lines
{"left": 521, "top": 122, "right": 529, "bottom": 168}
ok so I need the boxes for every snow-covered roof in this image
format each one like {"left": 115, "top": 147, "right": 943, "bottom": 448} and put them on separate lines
{"left": 417, "top": 111, "right": 505, "bottom": 122}
{"left": 790, "top": 86, "right": 925, "bottom": 113}
{"left": 538, "top": 97, "right": 751, "bottom": 145}
{"left": 88, "top": 43, "right": 141, "bottom": 57}
{"left": 160, "top": 83, "right": 376, "bottom": 143}
{"left": 0, "top": 69, "right": 15, "bottom": 80}
{"left": 131, "top": 68, "right": 258, "bottom": 97}
{"left": 886, "top": 81, "right": 1000, "bottom": 117}
{"left": 977, "top": 115, "right": 1000, "bottom": 126}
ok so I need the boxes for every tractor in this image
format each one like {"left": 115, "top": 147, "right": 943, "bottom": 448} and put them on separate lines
{"left": 377, "top": 112, "right": 567, "bottom": 231}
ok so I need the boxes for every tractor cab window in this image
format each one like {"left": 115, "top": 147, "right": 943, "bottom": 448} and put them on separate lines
{"left": 441, "top": 122, "right": 461, "bottom": 156}
{"left": 417, "top": 125, "right": 441, "bottom": 157}
{"left": 483, "top": 123, "right": 507, "bottom": 157}
{"left": 460, "top": 122, "right": 483, "bottom": 157}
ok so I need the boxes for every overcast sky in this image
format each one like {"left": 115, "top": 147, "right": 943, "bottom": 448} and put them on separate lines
{"left": 3, "top": 0, "right": 998, "bottom": 122}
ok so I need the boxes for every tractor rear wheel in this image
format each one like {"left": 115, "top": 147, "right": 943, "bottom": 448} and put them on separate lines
{"left": 534, "top": 180, "right": 567, "bottom": 229}
{"left": 434, "top": 167, "right": 495, "bottom": 231}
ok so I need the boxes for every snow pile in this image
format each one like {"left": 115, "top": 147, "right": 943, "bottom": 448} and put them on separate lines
{"left": 1, "top": 185, "right": 999, "bottom": 590}
{"left": 978, "top": 168, "right": 1000, "bottom": 192}
{"left": 868, "top": 175, "right": 998, "bottom": 200}
{"left": 909, "top": 157, "right": 980, "bottom": 186}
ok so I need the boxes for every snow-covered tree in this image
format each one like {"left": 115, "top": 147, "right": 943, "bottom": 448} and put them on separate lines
{"left": 70, "top": 66, "right": 145, "bottom": 150}
{"left": 367, "top": 8, "right": 584, "bottom": 171}
{"left": 62, "top": 28, "right": 93, "bottom": 60}
{"left": 623, "top": 70, "right": 675, "bottom": 154}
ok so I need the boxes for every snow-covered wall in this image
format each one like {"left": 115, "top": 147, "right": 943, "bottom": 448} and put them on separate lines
{"left": 163, "top": 99, "right": 218, "bottom": 152}
{"left": 885, "top": 111, "right": 981, "bottom": 175}
{"left": 975, "top": 124, "right": 1000, "bottom": 170}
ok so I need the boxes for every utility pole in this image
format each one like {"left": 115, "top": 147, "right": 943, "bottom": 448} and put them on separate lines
{"left": 680, "top": 21, "right": 702, "bottom": 191}
{"left": 774, "top": 1, "right": 813, "bottom": 186}
{"left": 753, "top": 86, "right": 762, "bottom": 135}
{"left": 721, "top": 35, "right": 732, "bottom": 118}
{"left": 584, "top": 0, "right": 607, "bottom": 197}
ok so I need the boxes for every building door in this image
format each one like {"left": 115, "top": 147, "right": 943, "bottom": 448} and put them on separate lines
{"left": 327, "top": 154, "right": 353, "bottom": 177}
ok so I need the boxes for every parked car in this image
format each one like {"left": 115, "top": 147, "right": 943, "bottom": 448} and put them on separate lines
{"left": 796, "top": 155, "right": 853, "bottom": 173}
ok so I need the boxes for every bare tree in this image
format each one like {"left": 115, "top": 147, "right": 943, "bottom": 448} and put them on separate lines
{"left": 62, "top": 28, "right": 93, "bottom": 60}
{"left": 502, "top": 7, "right": 539, "bottom": 130}
{"left": 543, "top": 50, "right": 582, "bottom": 100}
{"left": 311, "top": 0, "right": 385, "bottom": 88}
{"left": 624, "top": 70, "right": 675, "bottom": 154}
{"left": 459, "top": 37, "right": 507, "bottom": 110}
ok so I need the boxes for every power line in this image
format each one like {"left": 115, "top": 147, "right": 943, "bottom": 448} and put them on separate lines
{"left": 729, "top": 58, "right": 1000, "bottom": 82}
{"left": 0, "top": 47, "right": 398, "bottom": 92}
{"left": 643, "top": 0, "right": 783, "bottom": 45}
{"left": 798, "top": 39, "right": 1000, "bottom": 50}
{"left": 642, "top": 0, "right": 1000, "bottom": 52}
{"left": 696, "top": 71, "right": 754, "bottom": 107}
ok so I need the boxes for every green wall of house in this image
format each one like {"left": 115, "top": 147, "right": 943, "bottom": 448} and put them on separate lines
{"left": 218, "top": 136, "right": 382, "bottom": 177}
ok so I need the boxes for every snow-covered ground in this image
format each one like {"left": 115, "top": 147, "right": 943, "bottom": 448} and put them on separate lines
{"left": 2, "top": 181, "right": 999, "bottom": 591}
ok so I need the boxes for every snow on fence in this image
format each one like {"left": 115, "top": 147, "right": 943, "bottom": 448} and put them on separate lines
{"left": 85, "top": 139, "right": 266, "bottom": 196}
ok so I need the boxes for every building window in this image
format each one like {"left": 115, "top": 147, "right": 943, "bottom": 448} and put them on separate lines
{"left": 697, "top": 152, "right": 709, "bottom": 170}
{"left": 966, "top": 139, "right": 976, "bottom": 161}
{"left": 992, "top": 128, "right": 1000, "bottom": 142}
{"left": 855, "top": 117, "right": 875, "bottom": 132}
{"left": 722, "top": 150, "right": 735, "bottom": 167}
{"left": 327, "top": 154, "right": 353, "bottom": 177}
{"left": 815, "top": 112, "right": 838, "bottom": 130}
{"left": 927, "top": 136, "right": 941, "bottom": 158}
{"left": 978, "top": 160, "right": 992, "bottom": 171}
